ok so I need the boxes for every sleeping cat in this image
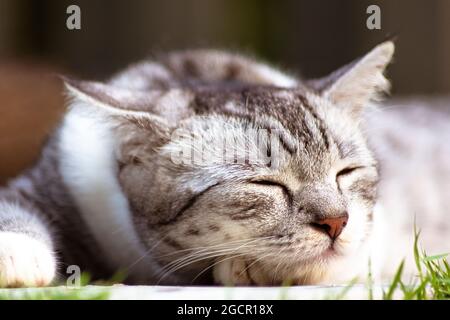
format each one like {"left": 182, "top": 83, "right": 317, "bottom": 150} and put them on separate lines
{"left": 0, "top": 41, "right": 442, "bottom": 287}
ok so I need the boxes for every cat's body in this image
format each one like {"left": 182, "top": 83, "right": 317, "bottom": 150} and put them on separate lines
{"left": 0, "top": 42, "right": 448, "bottom": 287}
{"left": 366, "top": 99, "right": 450, "bottom": 278}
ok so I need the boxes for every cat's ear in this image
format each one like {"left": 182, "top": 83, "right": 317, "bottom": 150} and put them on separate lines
{"left": 63, "top": 77, "right": 177, "bottom": 146}
{"left": 63, "top": 77, "right": 186, "bottom": 163}
{"left": 63, "top": 76, "right": 165, "bottom": 115}
{"left": 309, "top": 41, "right": 394, "bottom": 115}
{"left": 62, "top": 77, "right": 175, "bottom": 136}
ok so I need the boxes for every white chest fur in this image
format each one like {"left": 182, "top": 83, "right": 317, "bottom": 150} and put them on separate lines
{"left": 58, "top": 106, "right": 154, "bottom": 282}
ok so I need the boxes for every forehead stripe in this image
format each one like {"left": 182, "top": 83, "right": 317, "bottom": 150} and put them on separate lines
{"left": 297, "top": 95, "right": 331, "bottom": 150}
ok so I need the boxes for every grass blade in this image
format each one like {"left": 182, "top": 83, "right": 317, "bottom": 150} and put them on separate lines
{"left": 384, "top": 260, "right": 404, "bottom": 300}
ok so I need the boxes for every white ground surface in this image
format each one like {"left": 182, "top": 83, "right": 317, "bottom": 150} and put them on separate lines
{"left": 0, "top": 284, "right": 392, "bottom": 300}
{"left": 105, "top": 285, "right": 382, "bottom": 299}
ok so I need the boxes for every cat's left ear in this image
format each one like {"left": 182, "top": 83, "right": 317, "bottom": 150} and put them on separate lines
{"left": 309, "top": 41, "right": 394, "bottom": 115}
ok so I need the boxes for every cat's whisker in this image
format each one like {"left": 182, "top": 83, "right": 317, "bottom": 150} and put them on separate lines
{"left": 190, "top": 252, "right": 250, "bottom": 284}
{"left": 158, "top": 239, "right": 264, "bottom": 276}
{"left": 157, "top": 236, "right": 275, "bottom": 272}
{"left": 156, "top": 250, "right": 238, "bottom": 285}
{"left": 158, "top": 247, "right": 247, "bottom": 278}
{"left": 159, "top": 246, "right": 255, "bottom": 276}
{"left": 271, "top": 246, "right": 290, "bottom": 283}
{"left": 124, "top": 233, "right": 172, "bottom": 273}
{"left": 193, "top": 247, "right": 280, "bottom": 283}
{"left": 155, "top": 236, "right": 275, "bottom": 259}
{"left": 157, "top": 237, "right": 274, "bottom": 283}
{"left": 158, "top": 241, "right": 258, "bottom": 272}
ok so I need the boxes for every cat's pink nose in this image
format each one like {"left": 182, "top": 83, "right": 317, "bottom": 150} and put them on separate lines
{"left": 312, "top": 214, "right": 348, "bottom": 240}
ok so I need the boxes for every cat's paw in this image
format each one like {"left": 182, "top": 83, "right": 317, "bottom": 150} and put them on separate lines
{"left": 213, "top": 258, "right": 254, "bottom": 286}
{"left": 0, "top": 232, "right": 56, "bottom": 287}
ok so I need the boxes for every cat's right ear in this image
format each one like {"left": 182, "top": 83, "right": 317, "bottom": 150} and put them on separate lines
{"left": 308, "top": 41, "right": 394, "bottom": 116}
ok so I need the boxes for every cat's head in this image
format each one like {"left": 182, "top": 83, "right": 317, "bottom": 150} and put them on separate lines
{"left": 64, "top": 42, "right": 394, "bottom": 285}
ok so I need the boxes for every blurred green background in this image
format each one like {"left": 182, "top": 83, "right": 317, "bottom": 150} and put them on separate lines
{"left": 1, "top": 0, "right": 450, "bottom": 95}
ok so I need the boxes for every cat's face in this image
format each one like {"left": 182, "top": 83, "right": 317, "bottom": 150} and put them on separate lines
{"left": 65, "top": 41, "right": 393, "bottom": 285}
{"left": 119, "top": 89, "right": 378, "bottom": 285}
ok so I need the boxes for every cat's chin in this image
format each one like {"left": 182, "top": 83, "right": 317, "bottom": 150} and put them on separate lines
{"left": 315, "top": 247, "right": 341, "bottom": 261}
{"left": 294, "top": 242, "right": 348, "bottom": 265}
{"left": 298, "top": 246, "right": 372, "bottom": 285}
{"left": 318, "top": 239, "right": 357, "bottom": 260}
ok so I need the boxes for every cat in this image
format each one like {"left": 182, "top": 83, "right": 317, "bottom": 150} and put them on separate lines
{"left": 0, "top": 41, "right": 432, "bottom": 287}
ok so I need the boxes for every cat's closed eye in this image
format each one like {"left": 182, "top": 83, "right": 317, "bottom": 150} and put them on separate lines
{"left": 249, "top": 180, "right": 292, "bottom": 200}
{"left": 249, "top": 179, "right": 287, "bottom": 189}
{"left": 336, "top": 166, "right": 365, "bottom": 178}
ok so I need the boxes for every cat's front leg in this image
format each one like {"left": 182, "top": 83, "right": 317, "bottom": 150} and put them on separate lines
{"left": 213, "top": 258, "right": 252, "bottom": 286}
{"left": 0, "top": 203, "right": 56, "bottom": 287}
{"left": 213, "top": 257, "right": 270, "bottom": 286}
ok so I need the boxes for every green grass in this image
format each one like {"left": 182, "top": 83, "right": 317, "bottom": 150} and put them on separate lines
{"left": 0, "top": 287, "right": 110, "bottom": 300}
{"left": 379, "top": 226, "right": 449, "bottom": 300}
{"left": 0, "top": 271, "right": 116, "bottom": 300}
{"left": 332, "top": 225, "right": 450, "bottom": 300}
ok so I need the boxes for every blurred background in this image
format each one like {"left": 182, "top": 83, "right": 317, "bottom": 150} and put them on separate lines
{"left": 1, "top": 0, "right": 450, "bottom": 183}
